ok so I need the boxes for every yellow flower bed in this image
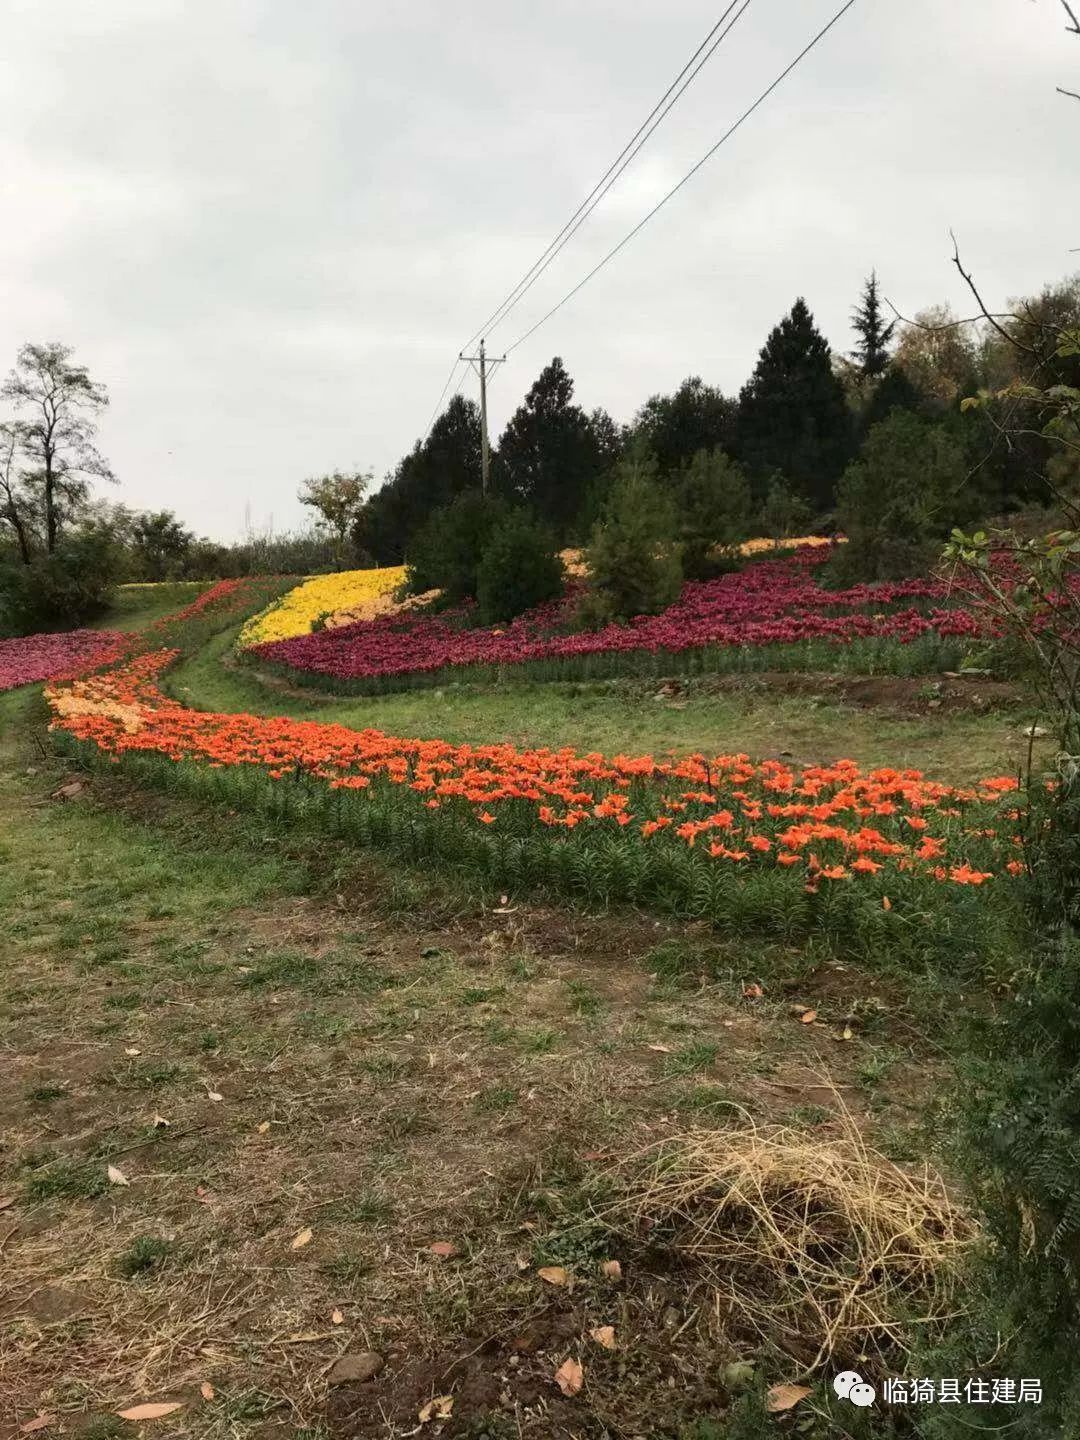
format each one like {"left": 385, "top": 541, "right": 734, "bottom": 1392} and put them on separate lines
{"left": 739, "top": 534, "right": 835, "bottom": 556}
{"left": 239, "top": 566, "right": 406, "bottom": 647}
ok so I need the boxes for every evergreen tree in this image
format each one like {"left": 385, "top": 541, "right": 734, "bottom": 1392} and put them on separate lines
{"left": 834, "top": 412, "right": 967, "bottom": 581}
{"left": 849, "top": 271, "right": 896, "bottom": 378}
{"left": 493, "top": 357, "right": 609, "bottom": 542}
{"left": 736, "top": 299, "right": 852, "bottom": 511}
{"left": 862, "top": 363, "right": 926, "bottom": 432}
{"left": 580, "top": 444, "right": 682, "bottom": 625}
{"left": 631, "top": 376, "right": 737, "bottom": 478}
{"left": 673, "top": 448, "right": 752, "bottom": 577}
{"left": 356, "top": 395, "right": 481, "bottom": 563}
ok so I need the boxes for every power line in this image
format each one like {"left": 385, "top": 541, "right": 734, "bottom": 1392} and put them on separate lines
{"left": 505, "top": 0, "right": 861, "bottom": 357}
{"left": 464, "top": 0, "right": 753, "bottom": 350}
{"left": 421, "top": 357, "right": 465, "bottom": 442}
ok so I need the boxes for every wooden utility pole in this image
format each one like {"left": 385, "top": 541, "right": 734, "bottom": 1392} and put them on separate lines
{"left": 459, "top": 338, "right": 505, "bottom": 494}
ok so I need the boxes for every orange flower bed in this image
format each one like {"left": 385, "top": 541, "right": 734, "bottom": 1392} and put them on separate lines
{"left": 46, "top": 651, "right": 1018, "bottom": 888}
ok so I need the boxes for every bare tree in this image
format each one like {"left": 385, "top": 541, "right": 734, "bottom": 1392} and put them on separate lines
{"left": 1, "top": 342, "right": 114, "bottom": 557}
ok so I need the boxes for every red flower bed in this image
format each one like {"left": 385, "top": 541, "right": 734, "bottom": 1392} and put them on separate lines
{"left": 0, "top": 628, "right": 129, "bottom": 693}
{"left": 250, "top": 548, "right": 983, "bottom": 683}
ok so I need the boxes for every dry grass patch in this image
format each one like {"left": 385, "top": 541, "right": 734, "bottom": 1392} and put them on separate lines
{"left": 608, "top": 1102, "right": 975, "bottom": 1376}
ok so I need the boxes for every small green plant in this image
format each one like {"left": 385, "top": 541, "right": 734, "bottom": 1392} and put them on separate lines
{"left": 25, "top": 1084, "right": 67, "bottom": 1104}
{"left": 117, "top": 1235, "right": 172, "bottom": 1278}
{"left": 474, "top": 1085, "right": 518, "bottom": 1113}
{"left": 664, "top": 1041, "right": 720, "bottom": 1077}
{"left": 26, "top": 1159, "right": 109, "bottom": 1202}
{"left": 333, "top": 1192, "right": 393, "bottom": 1225}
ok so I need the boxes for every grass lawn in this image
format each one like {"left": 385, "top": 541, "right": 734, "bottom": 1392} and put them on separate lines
{"left": 0, "top": 681, "right": 954, "bottom": 1438}
{"left": 164, "top": 627, "right": 1054, "bottom": 785}
{"left": 92, "top": 582, "right": 210, "bottom": 634}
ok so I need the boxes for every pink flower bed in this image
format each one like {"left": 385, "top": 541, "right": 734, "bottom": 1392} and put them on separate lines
{"left": 250, "top": 547, "right": 984, "bottom": 683}
{"left": 0, "top": 628, "right": 129, "bottom": 693}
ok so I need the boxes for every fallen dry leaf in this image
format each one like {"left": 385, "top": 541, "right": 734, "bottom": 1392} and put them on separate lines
{"left": 882, "top": 895, "right": 892, "bottom": 911}
{"left": 116, "top": 1402, "right": 184, "bottom": 1421}
{"left": 842, "top": 1025, "right": 854, "bottom": 1041}
{"left": 290, "top": 1228, "right": 313, "bottom": 1250}
{"left": 107, "top": 1164, "right": 130, "bottom": 1187}
{"left": 646, "top": 1043, "right": 673, "bottom": 1053}
{"left": 554, "top": 1357, "right": 584, "bottom": 1397}
{"left": 199, "top": 1384, "right": 215, "bottom": 1402}
{"left": 0, "top": 1196, "right": 14, "bottom": 1212}
{"left": 206, "top": 1091, "right": 224, "bottom": 1103}
{"left": 600, "top": 1259, "right": 623, "bottom": 1281}
{"left": 537, "top": 1265, "right": 570, "bottom": 1287}
{"left": 589, "top": 1325, "right": 616, "bottom": 1350}
{"left": 152, "top": 1114, "right": 171, "bottom": 1129}
{"left": 418, "top": 1396, "right": 454, "bottom": 1423}
{"left": 124, "top": 1046, "right": 141, "bottom": 1056}
{"left": 428, "top": 1241, "right": 458, "bottom": 1259}
{"left": 742, "top": 982, "right": 763, "bottom": 999}
{"left": 331, "top": 1309, "right": 344, "bottom": 1325}
{"left": 800, "top": 1009, "right": 818, "bottom": 1025}
{"left": 579, "top": 1149, "right": 607, "bottom": 1161}
{"left": 766, "top": 1383, "right": 812, "bottom": 1413}
{"left": 256, "top": 1121, "right": 271, "bottom": 1134}
{"left": 19, "top": 1417, "right": 53, "bottom": 1435}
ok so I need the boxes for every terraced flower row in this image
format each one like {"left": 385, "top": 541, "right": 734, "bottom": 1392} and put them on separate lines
{"left": 0, "top": 628, "right": 129, "bottom": 693}
{"left": 47, "top": 650, "right": 1018, "bottom": 893}
{"left": 247, "top": 548, "right": 984, "bottom": 688}
{"left": 239, "top": 566, "right": 406, "bottom": 647}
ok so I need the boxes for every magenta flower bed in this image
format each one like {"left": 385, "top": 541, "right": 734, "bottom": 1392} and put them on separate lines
{"left": 0, "top": 628, "right": 129, "bottom": 693}
{"left": 251, "top": 548, "right": 984, "bottom": 683}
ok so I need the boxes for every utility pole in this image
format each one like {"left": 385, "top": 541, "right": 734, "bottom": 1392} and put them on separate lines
{"left": 459, "top": 338, "right": 505, "bottom": 495}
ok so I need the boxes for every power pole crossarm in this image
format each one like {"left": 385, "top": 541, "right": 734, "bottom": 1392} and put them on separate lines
{"left": 459, "top": 338, "right": 506, "bottom": 495}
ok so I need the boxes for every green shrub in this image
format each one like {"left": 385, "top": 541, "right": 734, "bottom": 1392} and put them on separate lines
{"left": 476, "top": 513, "right": 564, "bottom": 624}
{"left": 759, "top": 473, "right": 812, "bottom": 541}
{"left": 580, "top": 448, "right": 682, "bottom": 624}
{"left": 404, "top": 490, "right": 509, "bottom": 602}
{"left": 0, "top": 527, "right": 119, "bottom": 636}
{"left": 832, "top": 413, "right": 966, "bottom": 582}
{"left": 672, "top": 447, "right": 752, "bottom": 578}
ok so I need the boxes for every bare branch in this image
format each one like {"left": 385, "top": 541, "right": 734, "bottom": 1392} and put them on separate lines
{"left": 949, "top": 231, "right": 1040, "bottom": 355}
{"left": 1057, "top": 86, "right": 1080, "bottom": 101}
{"left": 882, "top": 298, "right": 1014, "bottom": 333}
{"left": 1059, "top": 0, "right": 1080, "bottom": 35}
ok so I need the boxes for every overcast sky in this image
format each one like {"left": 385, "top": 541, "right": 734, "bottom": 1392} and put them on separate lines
{"left": 0, "top": 0, "right": 1076, "bottom": 541}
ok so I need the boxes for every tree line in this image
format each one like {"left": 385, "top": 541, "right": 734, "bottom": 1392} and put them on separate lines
{"left": 2, "top": 269, "right": 1078, "bottom": 633}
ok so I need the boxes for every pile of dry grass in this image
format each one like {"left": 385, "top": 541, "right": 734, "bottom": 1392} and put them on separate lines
{"left": 608, "top": 1107, "right": 975, "bottom": 1373}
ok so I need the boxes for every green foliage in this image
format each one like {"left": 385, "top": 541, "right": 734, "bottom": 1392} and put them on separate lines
{"left": 631, "top": 376, "right": 736, "bottom": 475}
{"left": 673, "top": 447, "right": 752, "bottom": 577}
{"left": 849, "top": 270, "right": 896, "bottom": 379}
{"left": 128, "top": 510, "right": 195, "bottom": 581}
{"left": 833, "top": 412, "right": 966, "bottom": 581}
{"left": 759, "top": 474, "right": 812, "bottom": 540}
{"left": 580, "top": 447, "right": 682, "bottom": 624}
{"left": 475, "top": 512, "right": 564, "bottom": 624}
{"left": 298, "top": 470, "right": 371, "bottom": 570}
{"left": 0, "top": 525, "right": 119, "bottom": 635}
{"left": 736, "top": 297, "right": 853, "bottom": 510}
{"left": 117, "top": 1234, "right": 173, "bottom": 1278}
{"left": 358, "top": 395, "right": 483, "bottom": 564}
{"left": 405, "top": 489, "right": 509, "bottom": 601}
{"left": 493, "top": 357, "right": 619, "bottom": 542}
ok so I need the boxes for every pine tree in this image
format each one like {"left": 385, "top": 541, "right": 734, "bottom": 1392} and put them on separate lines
{"left": 356, "top": 395, "right": 481, "bottom": 563}
{"left": 493, "top": 358, "right": 609, "bottom": 542}
{"left": 736, "top": 299, "right": 852, "bottom": 511}
{"left": 850, "top": 271, "right": 896, "bottom": 378}
{"left": 631, "top": 377, "right": 737, "bottom": 478}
